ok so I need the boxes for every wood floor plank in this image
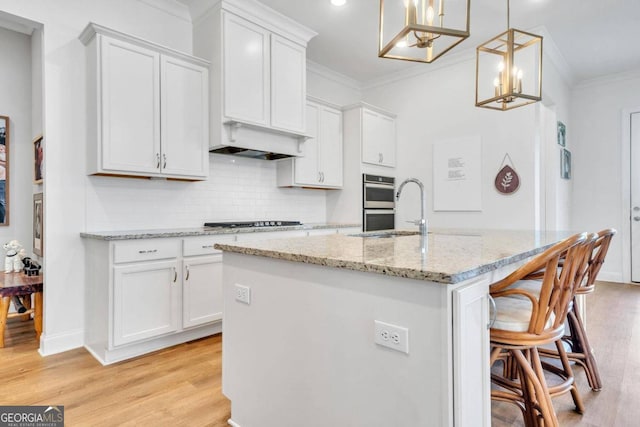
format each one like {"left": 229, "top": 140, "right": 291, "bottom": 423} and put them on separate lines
{"left": 0, "top": 281, "right": 638, "bottom": 426}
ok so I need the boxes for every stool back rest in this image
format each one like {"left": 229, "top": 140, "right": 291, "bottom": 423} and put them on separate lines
{"left": 490, "top": 233, "right": 589, "bottom": 335}
{"left": 553, "top": 233, "right": 598, "bottom": 327}
{"left": 581, "top": 228, "right": 617, "bottom": 292}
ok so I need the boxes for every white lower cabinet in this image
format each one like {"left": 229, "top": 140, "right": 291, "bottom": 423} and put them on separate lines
{"left": 183, "top": 254, "right": 223, "bottom": 328}
{"left": 83, "top": 227, "right": 356, "bottom": 364}
{"left": 113, "top": 260, "right": 180, "bottom": 346}
{"left": 452, "top": 279, "right": 491, "bottom": 427}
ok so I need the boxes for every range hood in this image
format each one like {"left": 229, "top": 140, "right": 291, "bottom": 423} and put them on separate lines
{"left": 210, "top": 121, "right": 308, "bottom": 161}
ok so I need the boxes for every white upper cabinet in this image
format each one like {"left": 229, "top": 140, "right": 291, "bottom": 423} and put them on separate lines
{"left": 220, "top": 10, "right": 307, "bottom": 135}
{"left": 81, "top": 23, "right": 210, "bottom": 181}
{"left": 223, "top": 12, "right": 270, "bottom": 127}
{"left": 277, "top": 98, "right": 343, "bottom": 189}
{"left": 161, "top": 55, "right": 209, "bottom": 178}
{"left": 193, "top": 1, "right": 316, "bottom": 155}
{"left": 361, "top": 107, "right": 396, "bottom": 168}
{"left": 270, "top": 34, "right": 306, "bottom": 133}
{"left": 98, "top": 38, "right": 161, "bottom": 175}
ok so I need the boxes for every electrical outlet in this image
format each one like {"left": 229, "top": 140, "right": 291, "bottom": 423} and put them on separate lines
{"left": 374, "top": 320, "right": 409, "bottom": 354}
{"left": 234, "top": 284, "right": 251, "bottom": 305}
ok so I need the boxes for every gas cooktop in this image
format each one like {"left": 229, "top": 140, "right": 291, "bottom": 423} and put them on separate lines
{"left": 204, "top": 221, "right": 302, "bottom": 228}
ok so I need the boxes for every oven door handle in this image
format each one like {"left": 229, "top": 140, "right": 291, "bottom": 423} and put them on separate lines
{"left": 364, "top": 183, "right": 395, "bottom": 190}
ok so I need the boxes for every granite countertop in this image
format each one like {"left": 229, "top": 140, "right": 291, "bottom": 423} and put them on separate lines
{"left": 80, "top": 223, "right": 361, "bottom": 241}
{"left": 214, "top": 229, "right": 575, "bottom": 284}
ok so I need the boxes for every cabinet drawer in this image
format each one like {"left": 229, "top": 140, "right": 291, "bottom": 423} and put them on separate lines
{"left": 183, "top": 235, "right": 236, "bottom": 257}
{"left": 113, "top": 239, "right": 180, "bottom": 263}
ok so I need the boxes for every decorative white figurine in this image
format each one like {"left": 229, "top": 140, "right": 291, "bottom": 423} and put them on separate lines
{"left": 3, "top": 240, "right": 24, "bottom": 273}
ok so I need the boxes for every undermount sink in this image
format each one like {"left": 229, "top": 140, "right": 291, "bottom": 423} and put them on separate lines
{"left": 350, "top": 230, "right": 424, "bottom": 238}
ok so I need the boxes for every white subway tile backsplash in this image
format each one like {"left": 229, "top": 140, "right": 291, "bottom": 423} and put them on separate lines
{"left": 85, "top": 154, "right": 327, "bottom": 231}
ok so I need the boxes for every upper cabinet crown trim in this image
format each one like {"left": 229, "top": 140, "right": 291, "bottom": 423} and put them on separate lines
{"left": 78, "top": 22, "right": 210, "bottom": 67}
{"left": 342, "top": 102, "right": 397, "bottom": 118}
{"left": 190, "top": 0, "right": 317, "bottom": 46}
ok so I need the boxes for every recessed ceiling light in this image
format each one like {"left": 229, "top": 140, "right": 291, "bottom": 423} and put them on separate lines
{"left": 331, "top": 0, "right": 346, "bottom": 6}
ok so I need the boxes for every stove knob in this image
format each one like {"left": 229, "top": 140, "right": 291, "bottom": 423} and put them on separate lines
{"left": 270, "top": 221, "right": 275, "bottom": 226}
{"left": 276, "top": 221, "right": 282, "bottom": 226}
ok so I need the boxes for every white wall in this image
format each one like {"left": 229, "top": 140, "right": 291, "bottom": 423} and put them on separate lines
{"left": 0, "top": 0, "right": 365, "bottom": 355}
{"left": 362, "top": 57, "right": 540, "bottom": 230}
{"left": 570, "top": 71, "right": 640, "bottom": 282}
{"left": 0, "top": 26, "right": 33, "bottom": 253}
{"left": 0, "top": 0, "right": 195, "bottom": 355}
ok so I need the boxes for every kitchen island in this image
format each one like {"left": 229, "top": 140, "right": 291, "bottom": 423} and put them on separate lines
{"left": 215, "top": 229, "right": 573, "bottom": 427}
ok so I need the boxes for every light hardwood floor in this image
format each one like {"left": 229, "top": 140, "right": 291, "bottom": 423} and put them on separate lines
{"left": 1, "top": 281, "right": 638, "bottom": 426}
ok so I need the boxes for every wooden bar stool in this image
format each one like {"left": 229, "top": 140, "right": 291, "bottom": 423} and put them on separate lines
{"left": 540, "top": 228, "right": 616, "bottom": 391}
{"left": 489, "top": 233, "right": 594, "bottom": 426}
{"left": 0, "top": 271, "right": 43, "bottom": 348}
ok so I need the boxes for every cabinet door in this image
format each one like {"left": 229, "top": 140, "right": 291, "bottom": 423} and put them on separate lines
{"left": 100, "top": 37, "right": 161, "bottom": 174}
{"left": 318, "top": 105, "right": 343, "bottom": 187}
{"left": 223, "top": 12, "right": 270, "bottom": 127}
{"left": 161, "top": 55, "right": 209, "bottom": 179}
{"left": 183, "top": 255, "right": 223, "bottom": 329}
{"left": 270, "top": 34, "right": 306, "bottom": 133}
{"left": 378, "top": 114, "right": 396, "bottom": 167}
{"left": 362, "top": 109, "right": 396, "bottom": 167}
{"left": 113, "top": 260, "right": 179, "bottom": 346}
{"left": 294, "top": 102, "right": 320, "bottom": 185}
{"left": 452, "top": 280, "right": 491, "bottom": 427}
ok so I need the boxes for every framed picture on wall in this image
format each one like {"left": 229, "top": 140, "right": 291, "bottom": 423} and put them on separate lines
{"left": 33, "top": 134, "right": 43, "bottom": 184}
{"left": 557, "top": 121, "right": 567, "bottom": 147}
{"left": 561, "top": 148, "right": 572, "bottom": 180}
{"left": 33, "top": 192, "right": 43, "bottom": 256}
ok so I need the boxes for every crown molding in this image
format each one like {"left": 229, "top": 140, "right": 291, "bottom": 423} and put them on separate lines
{"left": 306, "top": 60, "right": 362, "bottom": 92}
{"left": 574, "top": 68, "right": 640, "bottom": 90}
{"left": 184, "top": 0, "right": 316, "bottom": 45}
{"left": 137, "top": 0, "right": 192, "bottom": 22}
{"left": 361, "top": 47, "right": 476, "bottom": 91}
{"left": 529, "top": 25, "right": 575, "bottom": 88}
{"left": 0, "top": 10, "right": 41, "bottom": 35}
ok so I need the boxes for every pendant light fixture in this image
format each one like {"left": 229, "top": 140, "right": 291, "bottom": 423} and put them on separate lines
{"left": 378, "top": 0, "right": 470, "bottom": 63}
{"left": 475, "top": 0, "right": 542, "bottom": 110}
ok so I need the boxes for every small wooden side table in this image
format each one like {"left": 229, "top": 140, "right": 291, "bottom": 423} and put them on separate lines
{"left": 0, "top": 271, "right": 43, "bottom": 348}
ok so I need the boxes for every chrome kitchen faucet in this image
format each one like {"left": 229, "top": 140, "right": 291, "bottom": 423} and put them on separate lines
{"left": 396, "top": 178, "right": 428, "bottom": 236}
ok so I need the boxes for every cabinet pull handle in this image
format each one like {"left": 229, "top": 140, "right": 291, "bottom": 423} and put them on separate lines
{"left": 488, "top": 295, "right": 497, "bottom": 329}
{"left": 156, "top": 153, "right": 160, "bottom": 169}
{"left": 173, "top": 267, "right": 178, "bottom": 283}
{"left": 163, "top": 153, "right": 167, "bottom": 169}
{"left": 201, "top": 244, "right": 215, "bottom": 249}
{"left": 185, "top": 265, "right": 190, "bottom": 281}
{"left": 318, "top": 172, "right": 321, "bottom": 182}
{"left": 138, "top": 249, "right": 158, "bottom": 254}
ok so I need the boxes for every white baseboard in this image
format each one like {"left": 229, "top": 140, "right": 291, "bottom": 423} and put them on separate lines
{"left": 597, "top": 270, "right": 624, "bottom": 283}
{"left": 38, "top": 329, "right": 84, "bottom": 356}
{"left": 228, "top": 419, "right": 241, "bottom": 427}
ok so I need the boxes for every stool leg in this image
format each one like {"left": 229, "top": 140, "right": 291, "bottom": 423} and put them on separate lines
{"left": 0, "top": 296, "right": 10, "bottom": 348}
{"left": 34, "top": 291, "right": 43, "bottom": 342}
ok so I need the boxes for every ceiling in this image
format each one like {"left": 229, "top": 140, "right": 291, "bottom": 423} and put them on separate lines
{"left": 250, "top": 0, "right": 640, "bottom": 85}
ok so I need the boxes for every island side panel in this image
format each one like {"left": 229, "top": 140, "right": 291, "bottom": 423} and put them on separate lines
{"left": 222, "top": 252, "right": 452, "bottom": 427}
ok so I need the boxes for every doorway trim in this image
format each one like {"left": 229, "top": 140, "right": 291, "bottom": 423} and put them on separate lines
{"left": 621, "top": 107, "right": 640, "bottom": 283}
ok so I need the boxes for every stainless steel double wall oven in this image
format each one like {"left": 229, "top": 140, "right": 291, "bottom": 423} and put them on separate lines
{"left": 362, "top": 174, "right": 395, "bottom": 231}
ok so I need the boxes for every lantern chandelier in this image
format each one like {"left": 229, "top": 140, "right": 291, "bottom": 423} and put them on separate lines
{"left": 475, "top": 0, "right": 543, "bottom": 110}
{"left": 378, "top": 0, "right": 471, "bottom": 63}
